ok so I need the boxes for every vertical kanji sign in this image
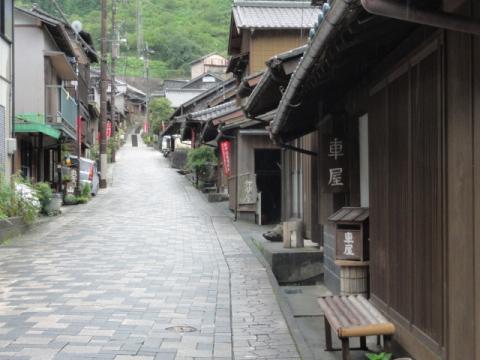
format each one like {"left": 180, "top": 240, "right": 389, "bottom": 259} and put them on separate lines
{"left": 220, "top": 140, "right": 232, "bottom": 177}
{"left": 322, "top": 135, "right": 348, "bottom": 193}
{"left": 106, "top": 120, "right": 112, "bottom": 139}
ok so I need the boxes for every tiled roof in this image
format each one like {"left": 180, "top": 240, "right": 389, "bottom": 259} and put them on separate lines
{"left": 189, "top": 101, "right": 239, "bottom": 122}
{"left": 232, "top": 1, "right": 320, "bottom": 29}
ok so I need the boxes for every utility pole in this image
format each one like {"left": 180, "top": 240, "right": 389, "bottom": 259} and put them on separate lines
{"left": 142, "top": 43, "right": 153, "bottom": 137}
{"left": 99, "top": 0, "right": 108, "bottom": 188}
{"left": 110, "top": 0, "right": 117, "bottom": 163}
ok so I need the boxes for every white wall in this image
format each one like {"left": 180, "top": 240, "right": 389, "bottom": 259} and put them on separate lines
{"left": 0, "top": 36, "right": 13, "bottom": 176}
{"left": 14, "top": 12, "right": 46, "bottom": 115}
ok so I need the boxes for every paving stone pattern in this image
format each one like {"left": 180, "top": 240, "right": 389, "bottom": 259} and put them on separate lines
{"left": 0, "top": 138, "right": 300, "bottom": 360}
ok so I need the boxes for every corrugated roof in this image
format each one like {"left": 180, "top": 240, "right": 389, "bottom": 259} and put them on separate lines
{"left": 189, "top": 101, "right": 239, "bottom": 122}
{"left": 233, "top": 1, "right": 320, "bottom": 29}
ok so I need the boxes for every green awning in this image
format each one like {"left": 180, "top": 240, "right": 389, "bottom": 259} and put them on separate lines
{"left": 15, "top": 123, "right": 61, "bottom": 140}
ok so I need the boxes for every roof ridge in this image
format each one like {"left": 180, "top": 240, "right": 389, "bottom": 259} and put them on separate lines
{"left": 234, "top": 1, "right": 313, "bottom": 8}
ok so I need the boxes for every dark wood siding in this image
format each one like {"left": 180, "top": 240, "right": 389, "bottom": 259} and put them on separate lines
{"left": 369, "top": 87, "right": 389, "bottom": 305}
{"left": 369, "top": 38, "right": 445, "bottom": 358}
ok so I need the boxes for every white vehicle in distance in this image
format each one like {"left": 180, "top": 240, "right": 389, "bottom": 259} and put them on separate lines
{"left": 69, "top": 156, "right": 100, "bottom": 196}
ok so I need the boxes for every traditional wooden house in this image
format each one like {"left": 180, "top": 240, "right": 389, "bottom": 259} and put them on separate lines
{"left": 243, "top": 45, "right": 321, "bottom": 237}
{"left": 0, "top": 0, "right": 14, "bottom": 176}
{"left": 219, "top": 0, "right": 319, "bottom": 224}
{"left": 269, "top": 0, "right": 480, "bottom": 359}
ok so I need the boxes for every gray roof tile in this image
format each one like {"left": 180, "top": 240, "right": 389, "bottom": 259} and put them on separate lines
{"left": 189, "top": 101, "right": 239, "bottom": 122}
{"left": 233, "top": 1, "right": 320, "bottom": 29}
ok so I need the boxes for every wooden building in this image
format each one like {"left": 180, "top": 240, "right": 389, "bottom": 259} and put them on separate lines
{"left": 268, "top": 0, "right": 480, "bottom": 359}
{"left": 228, "top": 0, "right": 320, "bottom": 76}
{"left": 244, "top": 45, "right": 322, "bottom": 239}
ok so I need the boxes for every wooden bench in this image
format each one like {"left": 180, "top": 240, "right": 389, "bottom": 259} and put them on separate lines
{"left": 318, "top": 295, "right": 395, "bottom": 360}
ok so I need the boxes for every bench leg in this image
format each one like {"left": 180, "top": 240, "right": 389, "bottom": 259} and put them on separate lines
{"left": 384, "top": 335, "right": 392, "bottom": 353}
{"left": 341, "top": 338, "right": 351, "bottom": 360}
{"left": 324, "top": 317, "right": 333, "bottom": 351}
{"left": 360, "top": 336, "right": 367, "bottom": 350}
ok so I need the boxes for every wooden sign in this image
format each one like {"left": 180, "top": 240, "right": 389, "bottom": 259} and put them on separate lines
{"left": 335, "top": 229, "right": 362, "bottom": 260}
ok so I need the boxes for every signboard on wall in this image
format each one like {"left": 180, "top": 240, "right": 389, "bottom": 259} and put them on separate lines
{"left": 238, "top": 173, "right": 257, "bottom": 205}
{"left": 321, "top": 135, "right": 348, "bottom": 193}
{"left": 220, "top": 140, "right": 232, "bottom": 177}
{"left": 106, "top": 121, "right": 112, "bottom": 138}
{"left": 335, "top": 229, "right": 362, "bottom": 260}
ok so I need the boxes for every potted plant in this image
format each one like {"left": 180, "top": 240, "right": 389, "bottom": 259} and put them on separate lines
{"left": 35, "top": 182, "right": 62, "bottom": 215}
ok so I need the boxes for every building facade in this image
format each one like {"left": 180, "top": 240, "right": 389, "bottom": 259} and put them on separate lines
{"left": 0, "top": 0, "right": 14, "bottom": 176}
{"left": 190, "top": 53, "right": 228, "bottom": 79}
{"left": 266, "top": 0, "right": 480, "bottom": 358}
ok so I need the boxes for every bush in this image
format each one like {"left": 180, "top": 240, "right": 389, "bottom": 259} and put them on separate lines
{"left": 186, "top": 146, "right": 217, "bottom": 174}
{"left": 0, "top": 176, "right": 41, "bottom": 224}
{"left": 81, "top": 184, "right": 92, "bottom": 199}
{"left": 63, "top": 194, "right": 78, "bottom": 205}
{"left": 34, "top": 182, "right": 53, "bottom": 213}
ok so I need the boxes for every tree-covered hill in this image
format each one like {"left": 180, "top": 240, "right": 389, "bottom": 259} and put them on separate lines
{"left": 16, "top": 0, "right": 231, "bottom": 79}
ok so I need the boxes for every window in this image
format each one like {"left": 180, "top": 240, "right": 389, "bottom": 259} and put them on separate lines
{"left": 0, "top": 0, "right": 13, "bottom": 41}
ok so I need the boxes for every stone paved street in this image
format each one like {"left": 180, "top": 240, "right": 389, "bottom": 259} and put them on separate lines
{"left": 0, "top": 138, "right": 300, "bottom": 360}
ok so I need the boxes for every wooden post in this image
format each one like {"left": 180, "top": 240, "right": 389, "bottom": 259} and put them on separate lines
{"left": 360, "top": 336, "right": 367, "bottom": 350}
{"left": 341, "top": 338, "right": 351, "bottom": 360}
{"left": 324, "top": 317, "right": 333, "bottom": 351}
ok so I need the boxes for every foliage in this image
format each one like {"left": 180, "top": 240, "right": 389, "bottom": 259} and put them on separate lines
{"left": 90, "top": 144, "right": 99, "bottom": 162}
{"left": 365, "top": 353, "right": 392, "bottom": 360}
{"left": 0, "top": 175, "right": 40, "bottom": 224}
{"left": 16, "top": 0, "right": 231, "bottom": 78}
{"left": 75, "top": 196, "right": 90, "bottom": 204}
{"left": 141, "top": 133, "right": 154, "bottom": 146}
{"left": 186, "top": 146, "right": 217, "bottom": 174}
{"left": 34, "top": 182, "right": 53, "bottom": 213}
{"left": 63, "top": 194, "right": 78, "bottom": 205}
{"left": 149, "top": 98, "right": 173, "bottom": 134}
{"left": 82, "top": 183, "right": 92, "bottom": 198}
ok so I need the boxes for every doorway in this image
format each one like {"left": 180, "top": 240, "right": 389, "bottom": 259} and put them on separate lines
{"left": 255, "top": 149, "right": 281, "bottom": 225}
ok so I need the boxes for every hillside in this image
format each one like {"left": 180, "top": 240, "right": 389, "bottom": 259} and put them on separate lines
{"left": 16, "top": 0, "right": 232, "bottom": 79}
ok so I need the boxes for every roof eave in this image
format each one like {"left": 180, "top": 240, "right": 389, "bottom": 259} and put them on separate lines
{"left": 271, "top": 0, "right": 358, "bottom": 140}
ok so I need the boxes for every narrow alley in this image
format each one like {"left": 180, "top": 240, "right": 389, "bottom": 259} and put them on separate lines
{"left": 0, "top": 138, "right": 300, "bottom": 360}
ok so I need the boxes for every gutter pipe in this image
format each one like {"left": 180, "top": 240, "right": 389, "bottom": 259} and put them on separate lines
{"left": 361, "top": 0, "right": 480, "bottom": 35}
{"left": 278, "top": 141, "right": 318, "bottom": 156}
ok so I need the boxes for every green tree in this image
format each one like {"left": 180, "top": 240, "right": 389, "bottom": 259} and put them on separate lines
{"left": 17, "top": 0, "right": 231, "bottom": 79}
{"left": 149, "top": 98, "right": 173, "bottom": 134}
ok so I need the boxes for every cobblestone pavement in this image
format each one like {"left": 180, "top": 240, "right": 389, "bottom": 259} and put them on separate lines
{"left": 0, "top": 139, "right": 300, "bottom": 360}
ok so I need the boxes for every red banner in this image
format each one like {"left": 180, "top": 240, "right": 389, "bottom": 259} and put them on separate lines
{"left": 143, "top": 121, "right": 149, "bottom": 133}
{"left": 106, "top": 121, "right": 112, "bottom": 139}
{"left": 220, "top": 140, "right": 232, "bottom": 177}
